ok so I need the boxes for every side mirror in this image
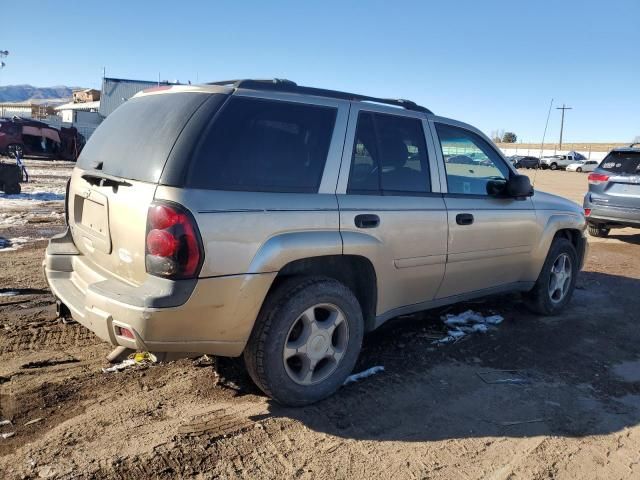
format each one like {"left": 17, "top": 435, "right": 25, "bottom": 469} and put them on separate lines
{"left": 506, "top": 174, "right": 534, "bottom": 198}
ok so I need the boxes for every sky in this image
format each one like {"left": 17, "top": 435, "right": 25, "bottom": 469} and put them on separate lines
{"left": 1, "top": 0, "right": 638, "bottom": 142}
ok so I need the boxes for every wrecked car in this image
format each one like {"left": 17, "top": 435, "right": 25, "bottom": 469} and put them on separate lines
{"left": 0, "top": 117, "right": 84, "bottom": 161}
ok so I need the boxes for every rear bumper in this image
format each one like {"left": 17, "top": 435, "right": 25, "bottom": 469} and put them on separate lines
{"left": 44, "top": 229, "right": 275, "bottom": 357}
{"left": 583, "top": 195, "right": 640, "bottom": 228}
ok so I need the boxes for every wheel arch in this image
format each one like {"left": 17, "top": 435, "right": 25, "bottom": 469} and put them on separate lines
{"left": 267, "top": 254, "right": 378, "bottom": 332}
{"left": 528, "top": 213, "right": 587, "bottom": 280}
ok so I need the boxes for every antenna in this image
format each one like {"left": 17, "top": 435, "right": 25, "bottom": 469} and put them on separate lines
{"left": 533, "top": 98, "right": 554, "bottom": 187}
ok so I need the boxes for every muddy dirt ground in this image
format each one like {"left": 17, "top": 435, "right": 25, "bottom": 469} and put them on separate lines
{"left": 1, "top": 161, "right": 640, "bottom": 479}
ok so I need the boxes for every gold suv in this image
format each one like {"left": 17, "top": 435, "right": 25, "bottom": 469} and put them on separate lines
{"left": 44, "top": 79, "right": 587, "bottom": 405}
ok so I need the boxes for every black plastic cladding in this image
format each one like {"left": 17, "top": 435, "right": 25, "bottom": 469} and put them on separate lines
{"left": 206, "top": 79, "right": 433, "bottom": 114}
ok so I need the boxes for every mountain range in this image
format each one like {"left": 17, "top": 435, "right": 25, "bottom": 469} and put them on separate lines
{"left": 0, "top": 84, "right": 82, "bottom": 103}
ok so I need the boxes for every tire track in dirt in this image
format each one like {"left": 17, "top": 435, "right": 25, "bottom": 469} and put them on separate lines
{"left": 0, "top": 323, "right": 100, "bottom": 355}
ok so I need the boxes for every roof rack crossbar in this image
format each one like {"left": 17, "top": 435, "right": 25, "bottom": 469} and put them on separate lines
{"left": 206, "top": 79, "right": 433, "bottom": 114}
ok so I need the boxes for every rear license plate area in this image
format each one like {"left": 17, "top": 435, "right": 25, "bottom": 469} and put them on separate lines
{"left": 80, "top": 197, "right": 107, "bottom": 234}
{"left": 73, "top": 190, "right": 112, "bottom": 253}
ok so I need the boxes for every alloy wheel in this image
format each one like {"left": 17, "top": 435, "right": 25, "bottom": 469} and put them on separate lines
{"left": 283, "top": 303, "right": 349, "bottom": 385}
{"left": 548, "top": 253, "right": 572, "bottom": 303}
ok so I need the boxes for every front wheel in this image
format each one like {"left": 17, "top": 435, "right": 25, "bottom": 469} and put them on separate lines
{"left": 550, "top": 163, "right": 558, "bottom": 170}
{"left": 576, "top": 167, "right": 582, "bottom": 172}
{"left": 6, "top": 144, "right": 24, "bottom": 158}
{"left": 526, "top": 238, "right": 578, "bottom": 315}
{"left": 244, "top": 277, "right": 364, "bottom": 406}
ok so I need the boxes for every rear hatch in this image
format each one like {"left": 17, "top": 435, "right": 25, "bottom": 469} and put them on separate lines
{"left": 69, "top": 90, "right": 217, "bottom": 286}
{"left": 590, "top": 151, "right": 640, "bottom": 209}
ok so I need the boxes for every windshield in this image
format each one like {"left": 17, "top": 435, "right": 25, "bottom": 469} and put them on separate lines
{"left": 599, "top": 151, "right": 640, "bottom": 174}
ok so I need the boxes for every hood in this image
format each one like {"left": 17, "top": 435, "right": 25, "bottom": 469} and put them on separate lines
{"left": 532, "top": 190, "right": 583, "bottom": 215}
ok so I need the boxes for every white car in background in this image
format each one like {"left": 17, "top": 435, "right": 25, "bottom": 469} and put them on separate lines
{"left": 566, "top": 160, "right": 599, "bottom": 172}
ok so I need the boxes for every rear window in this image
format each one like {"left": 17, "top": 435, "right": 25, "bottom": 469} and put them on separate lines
{"left": 187, "top": 97, "right": 337, "bottom": 193}
{"left": 599, "top": 151, "right": 640, "bottom": 174}
{"left": 77, "top": 92, "right": 211, "bottom": 183}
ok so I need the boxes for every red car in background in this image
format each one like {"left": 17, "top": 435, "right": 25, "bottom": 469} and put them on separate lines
{"left": 0, "top": 116, "right": 84, "bottom": 161}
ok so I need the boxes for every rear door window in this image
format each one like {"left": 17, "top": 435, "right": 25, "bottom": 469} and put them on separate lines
{"left": 347, "top": 111, "right": 431, "bottom": 195}
{"left": 77, "top": 92, "right": 213, "bottom": 182}
{"left": 599, "top": 151, "right": 640, "bottom": 174}
{"left": 187, "top": 97, "right": 337, "bottom": 193}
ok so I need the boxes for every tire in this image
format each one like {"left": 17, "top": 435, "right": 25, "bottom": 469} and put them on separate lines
{"left": 525, "top": 238, "right": 578, "bottom": 315}
{"left": 244, "top": 276, "right": 364, "bottom": 406}
{"left": 550, "top": 163, "right": 558, "bottom": 170}
{"left": 588, "top": 224, "right": 610, "bottom": 237}
{"left": 576, "top": 167, "right": 582, "bottom": 173}
{"left": 3, "top": 182, "right": 20, "bottom": 194}
{"left": 6, "top": 144, "right": 24, "bottom": 159}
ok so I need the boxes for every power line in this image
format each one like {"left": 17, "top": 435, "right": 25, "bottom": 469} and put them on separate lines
{"left": 556, "top": 104, "right": 572, "bottom": 149}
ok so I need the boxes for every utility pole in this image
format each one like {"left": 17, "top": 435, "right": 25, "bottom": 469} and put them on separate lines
{"left": 556, "top": 104, "right": 572, "bottom": 149}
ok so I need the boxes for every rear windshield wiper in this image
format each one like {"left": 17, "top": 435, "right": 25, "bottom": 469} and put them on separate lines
{"left": 81, "top": 172, "right": 132, "bottom": 187}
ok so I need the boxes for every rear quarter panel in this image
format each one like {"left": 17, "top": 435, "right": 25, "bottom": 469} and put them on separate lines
{"left": 153, "top": 188, "right": 342, "bottom": 277}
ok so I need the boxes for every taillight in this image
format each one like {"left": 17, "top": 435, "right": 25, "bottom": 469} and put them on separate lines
{"left": 588, "top": 173, "right": 609, "bottom": 185}
{"left": 584, "top": 208, "right": 591, "bottom": 216}
{"left": 145, "top": 202, "right": 203, "bottom": 279}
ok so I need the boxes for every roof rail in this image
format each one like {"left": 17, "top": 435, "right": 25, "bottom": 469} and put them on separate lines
{"left": 206, "top": 79, "right": 433, "bottom": 114}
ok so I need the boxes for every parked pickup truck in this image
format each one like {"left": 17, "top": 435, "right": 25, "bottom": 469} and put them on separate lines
{"left": 540, "top": 151, "right": 587, "bottom": 170}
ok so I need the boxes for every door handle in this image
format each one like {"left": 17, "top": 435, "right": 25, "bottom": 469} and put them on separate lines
{"left": 456, "top": 213, "right": 474, "bottom": 226}
{"left": 355, "top": 214, "right": 380, "bottom": 229}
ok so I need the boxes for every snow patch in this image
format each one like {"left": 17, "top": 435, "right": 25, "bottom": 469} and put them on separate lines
{"left": 0, "top": 210, "right": 63, "bottom": 226}
{"left": 1, "top": 191, "right": 64, "bottom": 202}
{"left": 433, "top": 310, "right": 504, "bottom": 345}
{"left": 343, "top": 366, "right": 385, "bottom": 386}
{"left": 0, "top": 236, "right": 47, "bottom": 252}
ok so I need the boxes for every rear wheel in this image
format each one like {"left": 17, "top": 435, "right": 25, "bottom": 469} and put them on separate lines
{"left": 526, "top": 238, "right": 578, "bottom": 315}
{"left": 244, "top": 276, "right": 364, "bottom": 406}
{"left": 588, "top": 223, "right": 610, "bottom": 237}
